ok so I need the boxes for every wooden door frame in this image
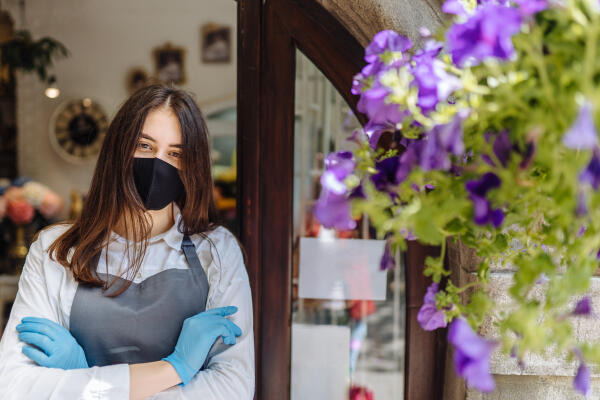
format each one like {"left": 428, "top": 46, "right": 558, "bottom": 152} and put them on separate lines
{"left": 237, "top": 1, "right": 447, "bottom": 399}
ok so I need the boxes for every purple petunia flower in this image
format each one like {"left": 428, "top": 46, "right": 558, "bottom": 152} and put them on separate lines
{"left": 448, "top": 318, "right": 497, "bottom": 392}
{"left": 357, "top": 83, "right": 408, "bottom": 125}
{"left": 324, "top": 150, "right": 354, "bottom": 168}
{"left": 420, "top": 133, "right": 452, "bottom": 171}
{"left": 442, "top": 0, "right": 469, "bottom": 17}
{"left": 414, "top": 39, "right": 444, "bottom": 63}
{"left": 571, "top": 348, "right": 591, "bottom": 397}
{"left": 364, "top": 30, "right": 412, "bottom": 64}
{"left": 574, "top": 361, "right": 591, "bottom": 397}
{"left": 446, "top": 3, "right": 522, "bottom": 67}
{"left": 411, "top": 53, "right": 462, "bottom": 114}
{"left": 572, "top": 296, "right": 592, "bottom": 316}
{"left": 399, "top": 228, "right": 416, "bottom": 240}
{"left": 351, "top": 74, "right": 366, "bottom": 96}
{"left": 466, "top": 172, "right": 501, "bottom": 198}
{"left": 435, "top": 111, "right": 467, "bottom": 156}
{"left": 482, "top": 130, "right": 536, "bottom": 169}
{"left": 492, "top": 130, "right": 512, "bottom": 166}
{"left": 363, "top": 121, "right": 394, "bottom": 149}
{"left": 514, "top": 0, "right": 548, "bottom": 16}
{"left": 380, "top": 239, "right": 396, "bottom": 271}
{"left": 346, "top": 128, "right": 369, "bottom": 145}
{"left": 395, "top": 141, "right": 421, "bottom": 183}
{"left": 579, "top": 148, "right": 600, "bottom": 190}
{"left": 371, "top": 156, "right": 401, "bottom": 196}
{"left": 417, "top": 283, "right": 448, "bottom": 331}
{"left": 321, "top": 151, "right": 355, "bottom": 194}
{"left": 466, "top": 172, "right": 504, "bottom": 227}
{"left": 351, "top": 62, "right": 386, "bottom": 95}
{"left": 313, "top": 191, "right": 356, "bottom": 231}
{"left": 314, "top": 151, "right": 357, "bottom": 231}
{"left": 365, "top": 114, "right": 467, "bottom": 190}
{"left": 563, "top": 102, "right": 598, "bottom": 150}
{"left": 472, "top": 196, "right": 504, "bottom": 227}
{"left": 420, "top": 112, "right": 467, "bottom": 170}
{"left": 378, "top": 113, "right": 468, "bottom": 185}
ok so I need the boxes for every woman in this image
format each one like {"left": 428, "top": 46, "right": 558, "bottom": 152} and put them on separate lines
{"left": 0, "top": 85, "right": 255, "bottom": 399}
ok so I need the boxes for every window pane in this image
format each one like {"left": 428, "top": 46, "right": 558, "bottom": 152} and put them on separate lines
{"left": 291, "top": 49, "right": 405, "bottom": 400}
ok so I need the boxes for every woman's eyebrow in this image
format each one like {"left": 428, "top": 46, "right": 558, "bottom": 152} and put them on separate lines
{"left": 140, "top": 133, "right": 183, "bottom": 148}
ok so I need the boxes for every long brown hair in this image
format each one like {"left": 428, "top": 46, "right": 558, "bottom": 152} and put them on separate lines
{"left": 45, "top": 84, "right": 219, "bottom": 297}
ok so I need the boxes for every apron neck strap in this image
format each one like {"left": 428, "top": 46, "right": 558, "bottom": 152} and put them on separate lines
{"left": 181, "top": 234, "right": 203, "bottom": 271}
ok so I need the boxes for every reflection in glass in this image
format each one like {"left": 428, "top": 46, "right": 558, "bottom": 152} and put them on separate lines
{"left": 291, "top": 49, "right": 405, "bottom": 400}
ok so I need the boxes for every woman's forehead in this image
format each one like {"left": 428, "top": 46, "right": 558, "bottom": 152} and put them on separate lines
{"left": 141, "top": 107, "right": 182, "bottom": 144}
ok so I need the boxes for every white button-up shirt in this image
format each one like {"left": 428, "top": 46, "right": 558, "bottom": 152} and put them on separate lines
{"left": 0, "top": 204, "right": 255, "bottom": 399}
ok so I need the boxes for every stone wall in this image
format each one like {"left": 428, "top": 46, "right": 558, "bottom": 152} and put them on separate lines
{"left": 315, "top": 0, "right": 446, "bottom": 47}
{"left": 448, "top": 240, "right": 600, "bottom": 399}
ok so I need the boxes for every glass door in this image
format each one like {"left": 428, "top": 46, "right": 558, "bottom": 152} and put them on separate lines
{"left": 289, "top": 49, "right": 405, "bottom": 400}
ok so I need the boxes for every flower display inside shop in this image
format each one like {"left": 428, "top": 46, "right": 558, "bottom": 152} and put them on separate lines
{"left": 0, "top": 177, "right": 64, "bottom": 224}
{"left": 314, "top": 0, "right": 600, "bottom": 395}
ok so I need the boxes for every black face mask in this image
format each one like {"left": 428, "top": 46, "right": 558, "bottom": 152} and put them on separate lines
{"left": 132, "top": 157, "right": 185, "bottom": 210}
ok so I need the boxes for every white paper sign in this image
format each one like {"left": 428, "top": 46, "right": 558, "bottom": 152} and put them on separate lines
{"left": 291, "top": 323, "right": 350, "bottom": 400}
{"left": 298, "top": 237, "right": 388, "bottom": 301}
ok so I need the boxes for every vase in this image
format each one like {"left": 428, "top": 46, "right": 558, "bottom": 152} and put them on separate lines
{"left": 7, "top": 224, "right": 28, "bottom": 275}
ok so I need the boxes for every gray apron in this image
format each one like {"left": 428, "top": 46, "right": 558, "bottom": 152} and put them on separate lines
{"left": 69, "top": 234, "right": 230, "bottom": 368}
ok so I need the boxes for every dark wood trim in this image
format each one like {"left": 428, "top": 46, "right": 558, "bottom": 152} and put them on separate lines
{"left": 405, "top": 241, "right": 447, "bottom": 399}
{"left": 272, "top": 0, "right": 367, "bottom": 125}
{"left": 256, "top": 2, "right": 296, "bottom": 398}
{"left": 237, "top": 1, "right": 446, "bottom": 399}
{"left": 236, "top": 1, "right": 262, "bottom": 399}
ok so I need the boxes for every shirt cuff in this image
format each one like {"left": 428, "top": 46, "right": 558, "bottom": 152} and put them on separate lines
{"left": 89, "top": 363, "right": 130, "bottom": 399}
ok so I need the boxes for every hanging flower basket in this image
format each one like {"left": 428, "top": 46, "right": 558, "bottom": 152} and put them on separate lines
{"left": 314, "top": 0, "right": 600, "bottom": 396}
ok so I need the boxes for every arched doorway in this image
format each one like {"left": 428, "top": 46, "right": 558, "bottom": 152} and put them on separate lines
{"left": 237, "top": 1, "right": 447, "bottom": 399}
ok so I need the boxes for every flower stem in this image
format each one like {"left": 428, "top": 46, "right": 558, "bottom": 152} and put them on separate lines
{"left": 456, "top": 280, "right": 482, "bottom": 293}
{"left": 523, "top": 30, "right": 567, "bottom": 130}
{"left": 584, "top": 19, "right": 598, "bottom": 97}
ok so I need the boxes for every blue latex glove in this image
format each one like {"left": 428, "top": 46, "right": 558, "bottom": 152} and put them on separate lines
{"left": 162, "top": 306, "right": 242, "bottom": 386}
{"left": 16, "top": 316, "right": 88, "bottom": 369}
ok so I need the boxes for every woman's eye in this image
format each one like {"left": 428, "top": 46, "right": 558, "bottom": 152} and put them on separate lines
{"left": 170, "top": 152, "right": 182, "bottom": 158}
{"left": 137, "top": 142, "right": 151, "bottom": 150}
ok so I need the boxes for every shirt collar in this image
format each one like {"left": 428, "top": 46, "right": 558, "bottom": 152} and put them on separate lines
{"left": 162, "top": 202, "right": 185, "bottom": 250}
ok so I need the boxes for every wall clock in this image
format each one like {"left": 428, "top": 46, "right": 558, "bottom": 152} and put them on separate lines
{"left": 49, "top": 98, "right": 108, "bottom": 163}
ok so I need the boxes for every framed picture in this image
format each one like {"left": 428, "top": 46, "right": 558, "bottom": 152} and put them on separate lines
{"left": 125, "top": 67, "right": 149, "bottom": 95}
{"left": 153, "top": 43, "right": 186, "bottom": 85}
{"left": 201, "top": 24, "right": 231, "bottom": 63}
